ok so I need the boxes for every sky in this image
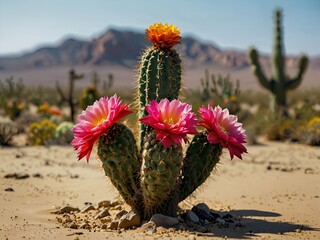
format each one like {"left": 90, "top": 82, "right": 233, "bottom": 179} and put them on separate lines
{"left": 0, "top": 0, "right": 319, "bottom": 57}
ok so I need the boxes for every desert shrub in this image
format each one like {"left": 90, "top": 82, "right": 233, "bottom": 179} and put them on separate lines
{"left": 53, "top": 121, "right": 74, "bottom": 144}
{"left": 0, "top": 120, "right": 21, "bottom": 146}
{"left": 296, "top": 116, "right": 320, "bottom": 146}
{"left": 29, "top": 119, "right": 57, "bottom": 145}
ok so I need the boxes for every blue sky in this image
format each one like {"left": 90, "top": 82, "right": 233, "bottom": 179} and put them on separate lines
{"left": 0, "top": 0, "right": 319, "bottom": 56}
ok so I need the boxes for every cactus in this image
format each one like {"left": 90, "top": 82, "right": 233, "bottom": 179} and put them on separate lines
{"left": 72, "top": 23, "right": 247, "bottom": 222}
{"left": 247, "top": 9, "right": 308, "bottom": 116}
{"left": 56, "top": 69, "right": 84, "bottom": 122}
{"left": 80, "top": 85, "right": 99, "bottom": 110}
{"left": 54, "top": 121, "right": 74, "bottom": 144}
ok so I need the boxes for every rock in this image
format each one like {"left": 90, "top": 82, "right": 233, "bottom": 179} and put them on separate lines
{"left": 68, "top": 222, "right": 78, "bottom": 229}
{"left": 81, "top": 204, "right": 95, "bottom": 213}
{"left": 138, "top": 222, "right": 156, "bottom": 233}
{"left": 4, "top": 187, "right": 14, "bottom": 192}
{"left": 100, "top": 224, "right": 108, "bottom": 229}
{"left": 110, "top": 200, "right": 120, "bottom": 207}
{"left": 108, "top": 220, "right": 119, "bottom": 230}
{"left": 192, "top": 206, "right": 215, "bottom": 222}
{"left": 209, "top": 211, "right": 221, "bottom": 219}
{"left": 100, "top": 216, "right": 112, "bottom": 224}
{"left": 4, "top": 173, "right": 30, "bottom": 179}
{"left": 79, "top": 223, "right": 90, "bottom": 229}
{"left": 150, "top": 214, "right": 179, "bottom": 227}
{"left": 32, "top": 173, "right": 43, "bottom": 178}
{"left": 118, "top": 210, "right": 141, "bottom": 229}
{"left": 94, "top": 209, "right": 111, "bottom": 219}
{"left": 222, "top": 213, "right": 233, "bottom": 219}
{"left": 195, "top": 203, "right": 210, "bottom": 213}
{"left": 52, "top": 206, "right": 80, "bottom": 214}
{"left": 186, "top": 210, "right": 199, "bottom": 223}
{"left": 98, "top": 200, "right": 111, "bottom": 208}
{"left": 189, "top": 235, "right": 197, "bottom": 240}
{"left": 114, "top": 210, "right": 128, "bottom": 221}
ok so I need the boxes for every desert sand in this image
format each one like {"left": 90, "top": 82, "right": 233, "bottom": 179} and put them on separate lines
{"left": 1, "top": 137, "right": 319, "bottom": 240}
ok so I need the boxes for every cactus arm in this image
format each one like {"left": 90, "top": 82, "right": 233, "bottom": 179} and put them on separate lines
{"left": 286, "top": 55, "right": 309, "bottom": 90}
{"left": 248, "top": 48, "right": 272, "bottom": 90}
{"left": 97, "top": 123, "right": 142, "bottom": 213}
{"left": 56, "top": 81, "right": 67, "bottom": 102}
{"left": 178, "top": 132, "right": 222, "bottom": 202}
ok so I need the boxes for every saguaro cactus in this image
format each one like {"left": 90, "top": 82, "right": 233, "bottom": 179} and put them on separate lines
{"left": 248, "top": 9, "right": 308, "bottom": 116}
{"left": 72, "top": 23, "right": 247, "bottom": 221}
{"left": 56, "top": 69, "right": 84, "bottom": 122}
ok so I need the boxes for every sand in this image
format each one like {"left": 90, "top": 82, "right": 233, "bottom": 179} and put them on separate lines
{"left": 1, "top": 138, "right": 319, "bottom": 239}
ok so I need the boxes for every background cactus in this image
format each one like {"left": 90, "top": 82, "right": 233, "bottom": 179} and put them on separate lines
{"left": 54, "top": 121, "right": 74, "bottom": 144}
{"left": 56, "top": 69, "right": 84, "bottom": 122}
{"left": 80, "top": 85, "right": 99, "bottom": 110}
{"left": 29, "top": 119, "right": 57, "bottom": 145}
{"left": 247, "top": 9, "right": 308, "bottom": 116}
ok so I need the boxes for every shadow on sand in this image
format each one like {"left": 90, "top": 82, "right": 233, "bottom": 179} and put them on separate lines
{"left": 191, "top": 209, "right": 319, "bottom": 239}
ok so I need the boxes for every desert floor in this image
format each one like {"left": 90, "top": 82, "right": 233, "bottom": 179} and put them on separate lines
{"left": 1, "top": 137, "right": 319, "bottom": 240}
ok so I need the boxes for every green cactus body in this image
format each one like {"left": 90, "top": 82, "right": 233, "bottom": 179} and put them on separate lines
{"left": 178, "top": 132, "right": 222, "bottom": 202}
{"left": 141, "top": 131, "right": 183, "bottom": 218}
{"left": 97, "top": 123, "right": 141, "bottom": 211}
{"left": 247, "top": 9, "right": 308, "bottom": 116}
{"left": 138, "top": 47, "right": 182, "bottom": 147}
{"left": 54, "top": 121, "right": 74, "bottom": 144}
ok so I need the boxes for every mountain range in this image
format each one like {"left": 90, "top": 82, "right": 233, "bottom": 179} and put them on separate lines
{"left": 0, "top": 28, "right": 319, "bottom": 90}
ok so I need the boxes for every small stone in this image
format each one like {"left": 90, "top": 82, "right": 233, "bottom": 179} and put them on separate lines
{"left": 94, "top": 209, "right": 111, "bottom": 219}
{"left": 189, "top": 235, "right": 197, "bottom": 240}
{"left": 222, "top": 214, "right": 233, "bottom": 219}
{"left": 198, "top": 227, "right": 208, "bottom": 233}
{"left": 81, "top": 204, "right": 95, "bottom": 213}
{"left": 52, "top": 206, "right": 80, "bottom": 214}
{"left": 177, "top": 215, "right": 185, "bottom": 223}
{"left": 68, "top": 222, "right": 77, "bottom": 229}
{"left": 4, "top": 187, "right": 14, "bottom": 192}
{"left": 4, "top": 173, "right": 30, "bottom": 179}
{"left": 118, "top": 210, "right": 141, "bottom": 229}
{"left": 138, "top": 222, "right": 156, "bottom": 233}
{"left": 186, "top": 210, "right": 199, "bottom": 223}
{"left": 150, "top": 214, "right": 179, "bottom": 227}
{"left": 79, "top": 223, "right": 90, "bottom": 229}
{"left": 110, "top": 200, "right": 120, "bottom": 207}
{"left": 100, "top": 216, "right": 112, "bottom": 224}
{"left": 100, "top": 224, "right": 108, "bottom": 229}
{"left": 192, "top": 206, "right": 215, "bottom": 222}
{"left": 195, "top": 203, "right": 210, "bottom": 213}
{"left": 114, "top": 210, "right": 128, "bottom": 221}
{"left": 98, "top": 200, "right": 111, "bottom": 208}
{"left": 209, "top": 211, "right": 221, "bottom": 219}
{"left": 32, "top": 173, "right": 43, "bottom": 178}
{"left": 108, "top": 220, "right": 119, "bottom": 230}
{"left": 112, "top": 205, "right": 122, "bottom": 210}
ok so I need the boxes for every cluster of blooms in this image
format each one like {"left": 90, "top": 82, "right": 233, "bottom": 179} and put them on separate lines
{"left": 72, "top": 95, "right": 247, "bottom": 162}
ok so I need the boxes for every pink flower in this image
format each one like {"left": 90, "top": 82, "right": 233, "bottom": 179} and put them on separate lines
{"left": 72, "top": 94, "right": 132, "bottom": 162}
{"left": 140, "top": 99, "right": 198, "bottom": 148}
{"left": 198, "top": 105, "right": 247, "bottom": 159}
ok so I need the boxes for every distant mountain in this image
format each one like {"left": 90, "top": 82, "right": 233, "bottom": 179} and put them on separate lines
{"left": 0, "top": 28, "right": 319, "bottom": 89}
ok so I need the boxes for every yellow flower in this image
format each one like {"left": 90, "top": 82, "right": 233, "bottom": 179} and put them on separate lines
{"left": 145, "top": 23, "right": 182, "bottom": 49}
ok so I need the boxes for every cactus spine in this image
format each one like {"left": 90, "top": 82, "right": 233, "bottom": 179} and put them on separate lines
{"left": 248, "top": 9, "right": 308, "bottom": 116}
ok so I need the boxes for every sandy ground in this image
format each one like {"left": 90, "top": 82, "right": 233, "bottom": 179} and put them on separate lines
{"left": 0, "top": 138, "right": 319, "bottom": 240}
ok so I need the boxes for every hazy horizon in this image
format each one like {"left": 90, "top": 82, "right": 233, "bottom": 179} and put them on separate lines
{"left": 1, "top": 0, "right": 319, "bottom": 57}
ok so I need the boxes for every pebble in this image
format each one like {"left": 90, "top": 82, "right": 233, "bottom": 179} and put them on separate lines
{"left": 53, "top": 206, "right": 80, "bottom": 214}
{"left": 79, "top": 223, "right": 90, "bottom": 229}
{"left": 150, "top": 214, "right": 179, "bottom": 227}
{"left": 110, "top": 200, "right": 120, "bottom": 207}
{"left": 114, "top": 210, "right": 128, "bottom": 221}
{"left": 222, "top": 213, "right": 233, "bottom": 219}
{"left": 32, "top": 173, "right": 43, "bottom": 178}
{"left": 100, "top": 216, "right": 112, "bottom": 224}
{"left": 4, "top": 187, "right": 14, "bottom": 192}
{"left": 189, "top": 235, "right": 197, "bottom": 240}
{"left": 98, "top": 200, "right": 111, "bottom": 208}
{"left": 94, "top": 209, "right": 111, "bottom": 219}
{"left": 81, "top": 204, "right": 95, "bottom": 213}
{"left": 100, "top": 224, "right": 108, "bottom": 229}
{"left": 209, "top": 211, "right": 221, "bottom": 219}
{"left": 139, "top": 222, "right": 156, "bottom": 233}
{"left": 186, "top": 210, "right": 199, "bottom": 223}
{"left": 68, "top": 222, "right": 78, "bottom": 229}
{"left": 118, "top": 210, "right": 141, "bottom": 229}
{"left": 108, "top": 220, "right": 119, "bottom": 230}
{"left": 192, "top": 206, "right": 215, "bottom": 222}
{"left": 195, "top": 203, "right": 210, "bottom": 213}
{"left": 4, "top": 173, "right": 30, "bottom": 179}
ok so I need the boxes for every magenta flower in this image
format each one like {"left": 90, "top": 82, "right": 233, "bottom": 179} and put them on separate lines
{"left": 72, "top": 94, "right": 132, "bottom": 162}
{"left": 140, "top": 99, "right": 198, "bottom": 147}
{"left": 198, "top": 105, "right": 247, "bottom": 159}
